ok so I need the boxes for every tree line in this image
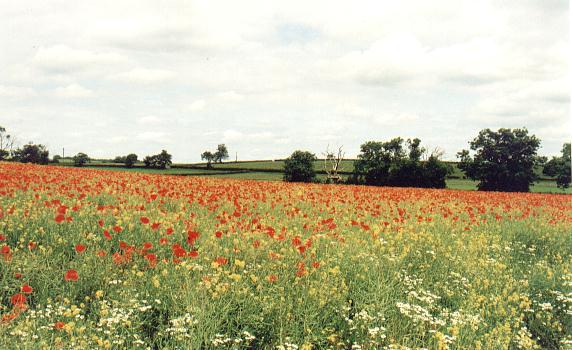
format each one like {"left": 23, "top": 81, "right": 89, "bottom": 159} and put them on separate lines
{"left": 1, "top": 125, "right": 570, "bottom": 192}
{"left": 284, "top": 128, "right": 570, "bottom": 192}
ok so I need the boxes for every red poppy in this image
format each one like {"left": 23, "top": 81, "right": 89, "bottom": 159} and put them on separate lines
{"left": 98, "top": 219, "right": 104, "bottom": 227}
{"left": 21, "top": 284, "right": 33, "bottom": 294}
{"left": 64, "top": 269, "right": 79, "bottom": 282}
{"left": 143, "top": 242, "right": 153, "bottom": 250}
{"left": 103, "top": 230, "right": 112, "bottom": 240}
{"left": 113, "top": 225, "right": 122, "bottom": 233}
{"left": 215, "top": 231, "right": 223, "bottom": 238}
{"left": 54, "top": 321, "right": 65, "bottom": 329}
{"left": 28, "top": 241, "right": 37, "bottom": 250}
{"left": 151, "top": 222, "right": 160, "bottom": 230}
{"left": 96, "top": 250, "right": 107, "bottom": 257}
{"left": 172, "top": 244, "right": 186, "bottom": 258}
{"left": 159, "top": 237, "right": 168, "bottom": 245}
{"left": 55, "top": 214, "right": 65, "bottom": 223}
{"left": 11, "top": 293, "right": 27, "bottom": 306}
{"left": 214, "top": 256, "right": 228, "bottom": 266}
{"left": 140, "top": 216, "right": 150, "bottom": 224}
{"left": 145, "top": 253, "right": 157, "bottom": 267}
{"left": 267, "top": 274, "right": 278, "bottom": 283}
{"left": 188, "top": 250, "right": 199, "bottom": 258}
{"left": 312, "top": 261, "right": 320, "bottom": 269}
{"left": 0, "top": 234, "right": 5, "bottom": 241}
{"left": 165, "top": 227, "right": 174, "bottom": 235}
{"left": 14, "top": 273, "right": 22, "bottom": 279}
{"left": 75, "top": 244, "right": 86, "bottom": 253}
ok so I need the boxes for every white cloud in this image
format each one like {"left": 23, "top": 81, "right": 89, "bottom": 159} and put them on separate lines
{"left": 217, "top": 91, "right": 244, "bottom": 102}
{"left": 0, "top": 0, "right": 567, "bottom": 161}
{"left": 136, "top": 131, "right": 167, "bottom": 141}
{"left": 222, "top": 129, "right": 274, "bottom": 142}
{"left": 33, "top": 45, "right": 127, "bottom": 74}
{"left": 52, "top": 84, "right": 94, "bottom": 98}
{"left": 108, "top": 68, "right": 176, "bottom": 84}
{"left": 138, "top": 115, "right": 162, "bottom": 125}
{"left": 0, "top": 85, "right": 36, "bottom": 99}
{"left": 188, "top": 100, "right": 206, "bottom": 112}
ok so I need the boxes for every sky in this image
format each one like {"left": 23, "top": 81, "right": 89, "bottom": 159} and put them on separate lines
{"left": 0, "top": 1, "right": 569, "bottom": 162}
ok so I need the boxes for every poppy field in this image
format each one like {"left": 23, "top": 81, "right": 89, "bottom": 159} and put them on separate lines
{"left": 0, "top": 162, "right": 571, "bottom": 349}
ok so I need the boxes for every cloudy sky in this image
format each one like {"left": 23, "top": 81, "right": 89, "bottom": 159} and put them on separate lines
{"left": 0, "top": 1, "right": 569, "bottom": 161}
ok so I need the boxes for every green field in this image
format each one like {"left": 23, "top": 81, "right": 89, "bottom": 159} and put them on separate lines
{"left": 69, "top": 160, "right": 571, "bottom": 194}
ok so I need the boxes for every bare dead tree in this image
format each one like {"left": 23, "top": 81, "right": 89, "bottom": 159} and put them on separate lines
{"left": 322, "top": 145, "right": 345, "bottom": 183}
{"left": 0, "top": 126, "right": 16, "bottom": 160}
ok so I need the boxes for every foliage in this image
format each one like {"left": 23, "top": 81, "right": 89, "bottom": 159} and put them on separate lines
{"left": 12, "top": 143, "right": 49, "bottom": 164}
{"left": 283, "top": 150, "right": 317, "bottom": 182}
{"left": 123, "top": 154, "right": 138, "bottom": 168}
{"left": 543, "top": 143, "right": 571, "bottom": 189}
{"left": 0, "top": 125, "right": 16, "bottom": 160}
{"left": 143, "top": 150, "right": 172, "bottom": 169}
{"left": 0, "top": 163, "right": 570, "bottom": 349}
{"left": 51, "top": 155, "right": 61, "bottom": 163}
{"left": 352, "top": 138, "right": 449, "bottom": 188}
{"left": 201, "top": 151, "right": 215, "bottom": 169}
{"left": 73, "top": 153, "right": 90, "bottom": 167}
{"left": 457, "top": 128, "right": 541, "bottom": 192}
{"left": 214, "top": 144, "right": 229, "bottom": 163}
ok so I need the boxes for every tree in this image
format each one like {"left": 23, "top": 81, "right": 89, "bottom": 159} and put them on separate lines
{"left": 543, "top": 143, "right": 571, "bottom": 189}
{"left": 322, "top": 145, "right": 345, "bottom": 183}
{"left": 352, "top": 138, "right": 449, "bottom": 188}
{"left": 155, "top": 150, "right": 172, "bottom": 169}
{"left": 457, "top": 128, "right": 541, "bottom": 192}
{"left": 0, "top": 126, "right": 16, "bottom": 160}
{"left": 214, "top": 144, "right": 229, "bottom": 163}
{"left": 12, "top": 143, "right": 49, "bottom": 164}
{"left": 284, "top": 150, "right": 317, "bottom": 182}
{"left": 201, "top": 151, "right": 215, "bottom": 169}
{"left": 73, "top": 152, "right": 90, "bottom": 167}
{"left": 52, "top": 155, "right": 61, "bottom": 163}
{"left": 113, "top": 156, "right": 126, "bottom": 163}
{"left": 143, "top": 150, "right": 172, "bottom": 169}
{"left": 352, "top": 138, "right": 404, "bottom": 186}
{"left": 124, "top": 154, "right": 138, "bottom": 168}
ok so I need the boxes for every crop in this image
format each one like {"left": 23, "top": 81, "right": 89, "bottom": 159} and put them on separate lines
{"left": 0, "top": 163, "right": 570, "bottom": 349}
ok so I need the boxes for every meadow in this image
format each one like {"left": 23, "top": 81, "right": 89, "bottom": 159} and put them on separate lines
{"left": 62, "top": 159, "right": 571, "bottom": 194}
{"left": 0, "top": 162, "right": 571, "bottom": 349}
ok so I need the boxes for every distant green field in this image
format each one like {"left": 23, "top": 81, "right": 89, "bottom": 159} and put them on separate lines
{"left": 70, "top": 160, "right": 569, "bottom": 194}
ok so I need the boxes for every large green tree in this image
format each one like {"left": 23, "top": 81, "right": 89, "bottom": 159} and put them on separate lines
{"left": 543, "top": 143, "right": 571, "bottom": 189}
{"left": 214, "top": 144, "right": 229, "bottom": 163}
{"left": 13, "top": 143, "right": 50, "bottom": 164}
{"left": 283, "top": 150, "right": 317, "bottom": 182}
{"left": 457, "top": 128, "right": 540, "bottom": 192}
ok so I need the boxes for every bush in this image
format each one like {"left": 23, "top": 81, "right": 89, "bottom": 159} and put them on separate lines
{"left": 543, "top": 143, "right": 571, "bottom": 189}
{"left": 352, "top": 138, "right": 449, "bottom": 188}
{"left": 284, "top": 151, "right": 317, "bottom": 182}
{"left": 124, "top": 154, "right": 138, "bottom": 168}
{"left": 144, "top": 150, "right": 172, "bottom": 169}
{"left": 73, "top": 153, "right": 90, "bottom": 167}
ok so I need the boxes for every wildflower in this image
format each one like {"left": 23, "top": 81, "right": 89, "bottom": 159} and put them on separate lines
{"left": 21, "top": 284, "right": 33, "bottom": 294}
{"left": 11, "top": 293, "right": 27, "bottom": 306}
{"left": 54, "top": 321, "right": 66, "bottom": 330}
{"left": 140, "top": 216, "right": 150, "bottom": 224}
{"left": 65, "top": 269, "right": 79, "bottom": 282}
{"left": 55, "top": 214, "right": 65, "bottom": 223}
{"left": 75, "top": 244, "right": 86, "bottom": 253}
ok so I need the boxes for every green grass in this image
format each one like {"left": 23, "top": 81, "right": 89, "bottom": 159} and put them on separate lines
{"left": 70, "top": 161, "right": 569, "bottom": 194}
